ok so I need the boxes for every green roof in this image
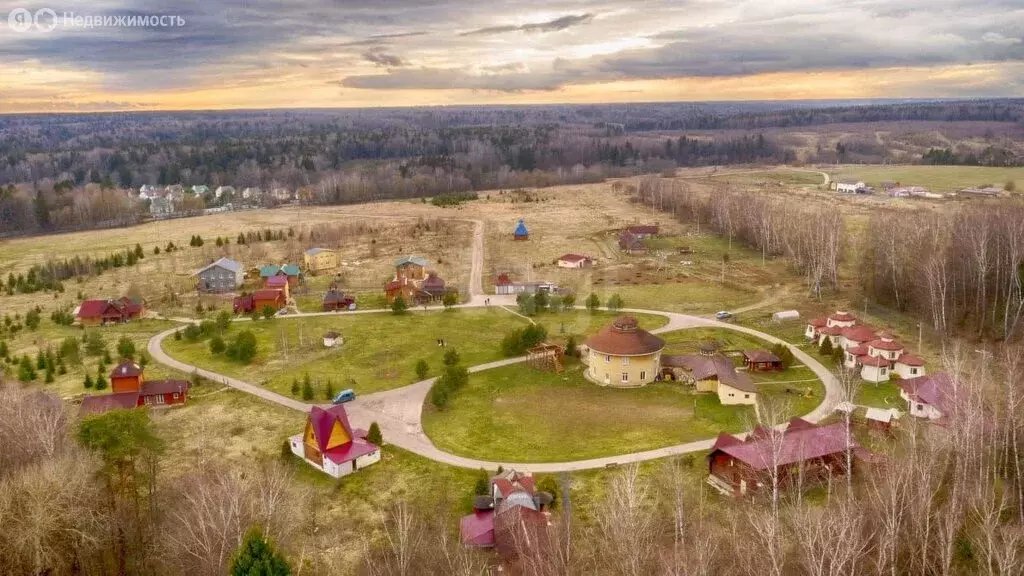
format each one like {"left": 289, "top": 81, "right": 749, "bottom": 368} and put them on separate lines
{"left": 281, "top": 264, "right": 301, "bottom": 276}
{"left": 395, "top": 255, "right": 429, "bottom": 268}
{"left": 258, "top": 265, "right": 281, "bottom": 277}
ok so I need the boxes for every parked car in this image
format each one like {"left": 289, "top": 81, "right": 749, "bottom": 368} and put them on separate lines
{"left": 332, "top": 388, "right": 356, "bottom": 404}
{"left": 715, "top": 311, "right": 733, "bottom": 320}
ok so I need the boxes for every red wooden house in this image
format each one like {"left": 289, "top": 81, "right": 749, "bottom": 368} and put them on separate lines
{"left": 742, "top": 349, "right": 783, "bottom": 371}
{"left": 233, "top": 294, "right": 254, "bottom": 314}
{"left": 706, "top": 418, "right": 869, "bottom": 497}
{"left": 76, "top": 297, "right": 145, "bottom": 326}
{"left": 322, "top": 289, "right": 355, "bottom": 311}
{"left": 80, "top": 363, "right": 190, "bottom": 415}
{"left": 252, "top": 289, "right": 286, "bottom": 312}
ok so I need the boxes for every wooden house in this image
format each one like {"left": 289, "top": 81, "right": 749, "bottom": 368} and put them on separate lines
{"left": 513, "top": 219, "right": 529, "bottom": 241}
{"left": 76, "top": 297, "right": 145, "bottom": 326}
{"left": 303, "top": 248, "right": 339, "bottom": 273}
{"left": 460, "top": 469, "right": 552, "bottom": 564}
{"left": 618, "top": 231, "right": 647, "bottom": 254}
{"left": 742, "top": 349, "right": 782, "bottom": 371}
{"left": 706, "top": 418, "right": 867, "bottom": 497}
{"left": 322, "top": 289, "right": 355, "bottom": 311}
{"left": 625, "top": 225, "right": 658, "bottom": 238}
{"left": 265, "top": 275, "right": 290, "bottom": 299}
{"left": 583, "top": 316, "right": 665, "bottom": 387}
{"left": 288, "top": 404, "right": 380, "bottom": 478}
{"left": 80, "top": 363, "right": 190, "bottom": 415}
{"left": 662, "top": 353, "right": 758, "bottom": 405}
{"left": 420, "top": 272, "right": 448, "bottom": 301}
{"left": 196, "top": 257, "right": 243, "bottom": 293}
{"left": 252, "top": 289, "right": 286, "bottom": 313}
{"left": 259, "top": 264, "right": 302, "bottom": 288}
{"left": 233, "top": 294, "right": 254, "bottom": 314}
{"left": 394, "top": 256, "right": 428, "bottom": 282}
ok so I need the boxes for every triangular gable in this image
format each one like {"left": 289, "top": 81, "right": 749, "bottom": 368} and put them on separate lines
{"left": 307, "top": 405, "right": 356, "bottom": 452}
{"left": 326, "top": 419, "right": 352, "bottom": 449}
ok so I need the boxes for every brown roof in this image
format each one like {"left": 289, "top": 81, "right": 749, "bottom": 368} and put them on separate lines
{"left": 840, "top": 325, "right": 876, "bottom": 342}
{"left": 860, "top": 355, "right": 890, "bottom": 367}
{"left": 584, "top": 316, "right": 664, "bottom": 356}
{"left": 668, "top": 353, "right": 756, "bottom": 393}
{"left": 110, "top": 359, "right": 142, "bottom": 379}
{"left": 715, "top": 422, "right": 860, "bottom": 470}
{"left": 742, "top": 349, "right": 780, "bottom": 363}
{"left": 80, "top": 392, "right": 140, "bottom": 415}
{"left": 818, "top": 326, "right": 843, "bottom": 336}
{"left": 253, "top": 289, "right": 284, "bottom": 301}
{"left": 140, "top": 379, "right": 190, "bottom": 396}
{"left": 626, "top": 225, "right": 659, "bottom": 235}
{"left": 807, "top": 317, "right": 827, "bottom": 328}
{"left": 558, "top": 253, "right": 591, "bottom": 263}
{"left": 868, "top": 338, "right": 904, "bottom": 352}
{"left": 898, "top": 372, "right": 952, "bottom": 412}
{"left": 896, "top": 353, "right": 925, "bottom": 367}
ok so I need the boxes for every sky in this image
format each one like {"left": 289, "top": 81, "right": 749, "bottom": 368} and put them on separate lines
{"left": 1, "top": 0, "right": 1023, "bottom": 112}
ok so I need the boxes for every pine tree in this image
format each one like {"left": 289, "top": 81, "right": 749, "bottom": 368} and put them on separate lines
{"left": 84, "top": 373, "right": 94, "bottom": 388}
{"left": 367, "top": 422, "right": 382, "bottom": 445}
{"left": 301, "top": 374, "right": 314, "bottom": 401}
{"left": 229, "top": 528, "right": 291, "bottom": 576}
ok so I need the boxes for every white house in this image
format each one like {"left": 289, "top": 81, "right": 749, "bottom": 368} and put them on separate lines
{"left": 289, "top": 405, "right": 380, "bottom": 478}
{"left": 272, "top": 187, "right": 293, "bottom": 201}
{"left": 835, "top": 180, "right": 866, "bottom": 194}
{"left": 859, "top": 355, "right": 891, "bottom": 383}
{"left": 138, "top": 184, "right": 160, "bottom": 201}
{"left": 899, "top": 373, "right": 952, "bottom": 421}
{"left": 149, "top": 196, "right": 174, "bottom": 217}
{"left": 214, "top": 185, "right": 235, "bottom": 199}
{"left": 242, "top": 187, "right": 263, "bottom": 201}
{"left": 894, "top": 353, "right": 926, "bottom": 379}
{"left": 192, "top": 184, "right": 209, "bottom": 196}
{"left": 557, "top": 254, "right": 593, "bottom": 269}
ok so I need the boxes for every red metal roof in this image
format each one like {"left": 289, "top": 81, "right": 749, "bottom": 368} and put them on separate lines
{"left": 77, "top": 299, "right": 117, "bottom": 318}
{"left": 828, "top": 311, "right": 857, "bottom": 323}
{"left": 818, "top": 326, "right": 843, "bottom": 336}
{"left": 495, "top": 273, "right": 512, "bottom": 285}
{"left": 322, "top": 437, "right": 379, "bottom": 465}
{"left": 896, "top": 353, "right": 925, "bottom": 367}
{"left": 460, "top": 510, "right": 495, "bottom": 547}
{"left": 712, "top": 432, "right": 743, "bottom": 451}
{"left": 558, "top": 253, "right": 590, "bottom": 263}
{"left": 252, "top": 289, "right": 284, "bottom": 301}
{"left": 840, "top": 325, "right": 876, "bottom": 342}
{"left": 868, "top": 338, "right": 904, "bottom": 352}
{"left": 626, "top": 225, "right": 658, "bottom": 235}
{"left": 899, "top": 372, "right": 952, "bottom": 412}
{"left": 265, "top": 275, "right": 288, "bottom": 287}
{"left": 847, "top": 344, "right": 870, "bottom": 356}
{"left": 140, "top": 379, "right": 190, "bottom": 396}
{"left": 717, "top": 422, "right": 860, "bottom": 470}
{"left": 307, "top": 405, "right": 380, "bottom": 464}
{"left": 584, "top": 316, "right": 665, "bottom": 356}
{"left": 807, "top": 317, "right": 827, "bottom": 328}
{"left": 80, "top": 392, "right": 140, "bottom": 415}
{"left": 859, "top": 355, "right": 890, "bottom": 367}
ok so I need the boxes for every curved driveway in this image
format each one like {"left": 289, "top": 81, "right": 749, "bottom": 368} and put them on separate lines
{"left": 148, "top": 305, "right": 840, "bottom": 473}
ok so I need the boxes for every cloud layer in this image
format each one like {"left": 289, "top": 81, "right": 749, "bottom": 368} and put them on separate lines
{"left": 1, "top": 0, "right": 1022, "bottom": 110}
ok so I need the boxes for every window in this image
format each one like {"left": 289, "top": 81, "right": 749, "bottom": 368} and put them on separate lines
{"left": 910, "top": 368, "right": 918, "bottom": 375}
{"left": 640, "top": 370, "right": 646, "bottom": 381}
{"left": 621, "top": 357, "right": 629, "bottom": 366}
{"left": 605, "top": 355, "right": 611, "bottom": 363}
{"left": 744, "top": 394, "right": 750, "bottom": 399}
{"left": 728, "top": 393, "right": 735, "bottom": 397}
{"left": 621, "top": 372, "right": 629, "bottom": 383}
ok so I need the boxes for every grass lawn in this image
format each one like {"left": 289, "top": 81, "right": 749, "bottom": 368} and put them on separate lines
{"left": 660, "top": 327, "right": 776, "bottom": 354}
{"left": 855, "top": 379, "right": 905, "bottom": 409}
{"left": 162, "top": 308, "right": 668, "bottom": 398}
{"left": 598, "top": 281, "right": 759, "bottom": 315}
{"left": 422, "top": 359, "right": 756, "bottom": 462}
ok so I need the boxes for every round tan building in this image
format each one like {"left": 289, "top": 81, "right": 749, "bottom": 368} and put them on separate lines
{"left": 584, "top": 316, "right": 665, "bottom": 387}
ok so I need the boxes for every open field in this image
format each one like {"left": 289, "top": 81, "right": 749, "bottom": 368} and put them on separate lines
{"left": 162, "top": 308, "right": 668, "bottom": 397}
{"left": 833, "top": 164, "right": 1024, "bottom": 193}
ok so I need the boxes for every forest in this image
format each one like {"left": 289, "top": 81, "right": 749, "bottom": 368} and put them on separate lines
{"left": 1, "top": 98, "right": 1023, "bottom": 236}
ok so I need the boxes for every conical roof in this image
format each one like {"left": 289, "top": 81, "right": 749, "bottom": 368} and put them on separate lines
{"left": 584, "top": 316, "right": 665, "bottom": 356}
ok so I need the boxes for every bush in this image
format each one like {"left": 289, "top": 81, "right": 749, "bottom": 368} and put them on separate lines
{"left": 770, "top": 343, "right": 795, "bottom": 369}
{"left": 216, "top": 310, "right": 233, "bottom": 334}
{"left": 565, "top": 335, "right": 577, "bottom": 357}
{"left": 209, "top": 335, "right": 226, "bottom": 355}
{"left": 474, "top": 468, "right": 490, "bottom": 495}
{"left": 324, "top": 379, "right": 335, "bottom": 401}
{"left": 60, "top": 336, "right": 81, "bottom": 364}
{"left": 516, "top": 293, "right": 537, "bottom": 316}
{"left": 85, "top": 331, "right": 106, "bottom": 356}
{"left": 429, "top": 382, "right": 449, "bottom": 409}
{"left": 227, "top": 330, "right": 258, "bottom": 363}
{"left": 117, "top": 336, "right": 136, "bottom": 360}
{"left": 262, "top": 305, "right": 276, "bottom": 320}
{"left": 562, "top": 293, "right": 576, "bottom": 309}
{"left": 500, "top": 324, "right": 549, "bottom": 357}
{"left": 182, "top": 324, "right": 203, "bottom": 342}
{"left": 443, "top": 347, "right": 461, "bottom": 366}
{"left": 291, "top": 378, "right": 300, "bottom": 396}
{"left": 24, "top": 309, "right": 40, "bottom": 330}
{"left": 301, "top": 374, "right": 314, "bottom": 401}
{"left": 534, "top": 291, "right": 549, "bottom": 311}
{"left": 586, "top": 293, "right": 601, "bottom": 312}
{"left": 229, "top": 528, "right": 291, "bottom": 576}
{"left": 391, "top": 295, "right": 408, "bottom": 315}
{"left": 606, "top": 293, "right": 624, "bottom": 311}
{"left": 536, "top": 475, "right": 559, "bottom": 508}
{"left": 367, "top": 422, "right": 382, "bottom": 445}
{"left": 438, "top": 364, "right": 469, "bottom": 392}
{"left": 442, "top": 290, "right": 458, "bottom": 308}
{"left": 199, "top": 319, "right": 217, "bottom": 337}
{"left": 415, "top": 359, "right": 429, "bottom": 380}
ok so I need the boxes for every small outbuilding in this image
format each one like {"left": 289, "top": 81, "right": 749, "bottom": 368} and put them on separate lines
{"left": 513, "top": 219, "right": 529, "bottom": 240}
{"left": 323, "top": 331, "right": 343, "bottom": 348}
{"left": 742, "top": 349, "right": 782, "bottom": 371}
{"left": 557, "top": 254, "right": 593, "bottom": 268}
{"left": 771, "top": 310, "right": 800, "bottom": 321}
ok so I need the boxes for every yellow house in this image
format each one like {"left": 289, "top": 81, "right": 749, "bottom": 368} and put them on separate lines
{"left": 663, "top": 353, "right": 758, "bottom": 406}
{"left": 288, "top": 405, "right": 381, "bottom": 478}
{"left": 303, "top": 248, "right": 339, "bottom": 273}
{"left": 584, "top": 316, "right": 665, "bottom": 387}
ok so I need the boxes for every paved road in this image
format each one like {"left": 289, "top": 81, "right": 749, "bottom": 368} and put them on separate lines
{"left": 148, "top": 305, "right": 840, "bottom": 473}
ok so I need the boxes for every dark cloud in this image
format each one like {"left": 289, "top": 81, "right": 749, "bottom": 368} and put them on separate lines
{"left": 362, "top": 47, "right": 408, "bottom": 67}
{"left": 459, "top": 13, "right": 593, "bottom": 36}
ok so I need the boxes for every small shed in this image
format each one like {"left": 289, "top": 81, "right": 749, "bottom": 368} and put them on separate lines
{"left": 513, "top": 219, "right": 529, "bottom": 241}
{"left": 865, "top": 407, "right": 899, "bottom": 431}
{"left": 323, "top": 331, "right": 343, "bottom": 348}
{"left": 771, "top": 310, "right": 800, "bottom": 321}
{"left": 528, "top": 343, "right": 565, "bottom": 373}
